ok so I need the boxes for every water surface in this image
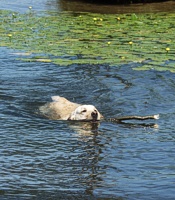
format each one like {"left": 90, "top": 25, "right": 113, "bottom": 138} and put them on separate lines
{"left": 1, "top": 0, "right": 175, "bottom": 199}
{"left": 1, "top": 47, "right": 175, "bottom": 199}
{"left": 1, "top": 0, "right": 175, "bottom": 13}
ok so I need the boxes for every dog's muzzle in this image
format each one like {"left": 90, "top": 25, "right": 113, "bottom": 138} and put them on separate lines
{"left": 91, "top": 111, "right": 98, "bottom": 120}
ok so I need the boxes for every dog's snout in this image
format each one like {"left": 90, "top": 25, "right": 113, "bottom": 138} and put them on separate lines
{"left": 91, "top": 110, "right": 98, "bottom": 120}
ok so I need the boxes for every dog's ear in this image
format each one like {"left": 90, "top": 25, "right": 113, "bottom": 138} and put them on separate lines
{"left": 67, "top": 111, "right": 76, "bottom": 120}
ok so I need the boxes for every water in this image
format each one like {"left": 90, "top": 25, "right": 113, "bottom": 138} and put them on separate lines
{"left": 1, "top": 0, "right": 175, "bottom": 13}
{"left": 1, "top": 1, "right": 175, "bottom": 199}
{"left": 1, "top": 47, "right": 175, "bottom": 199}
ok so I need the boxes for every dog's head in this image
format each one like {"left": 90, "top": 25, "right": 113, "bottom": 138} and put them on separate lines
{"left": 68, "top": 105, "right": 102, "bottom": 121}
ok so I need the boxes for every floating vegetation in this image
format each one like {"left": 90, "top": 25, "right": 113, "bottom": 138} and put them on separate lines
{"left": 0, "top": 9, "right": 175, "bottom": 72}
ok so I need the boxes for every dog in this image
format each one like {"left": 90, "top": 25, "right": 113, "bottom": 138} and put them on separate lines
{"left": 39, "top": 96, "right": 103, "bottom": 121}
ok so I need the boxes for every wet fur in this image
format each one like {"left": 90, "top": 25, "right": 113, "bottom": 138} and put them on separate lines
{"left": 39, "top": 96, "right": 103, "bottom": 121}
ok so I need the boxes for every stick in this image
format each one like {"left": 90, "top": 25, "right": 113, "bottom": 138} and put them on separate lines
{"left": 107, "top": 114, "right": 159, "bottom": 122}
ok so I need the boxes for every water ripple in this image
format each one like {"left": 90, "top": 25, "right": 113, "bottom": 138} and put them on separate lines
{"left": 0, "top": 47, "right": 175, "bottom": 199}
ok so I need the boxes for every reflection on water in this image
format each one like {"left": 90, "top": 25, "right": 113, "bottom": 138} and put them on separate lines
{"left": 1, "top": 0, "right": 175, "bottom": 13}
{"left": 57, "top": 0, "right": 175, "bottom": 13}
{"left": 0, "top": 0, "right": 50, "bottom": 12}
{"left": 1, "top": 47, "right": 175, "bottom": 199}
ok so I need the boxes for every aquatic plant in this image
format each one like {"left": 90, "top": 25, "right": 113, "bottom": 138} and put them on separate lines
{"left": 0, "top": 10, "right": 175, "bottom": 72}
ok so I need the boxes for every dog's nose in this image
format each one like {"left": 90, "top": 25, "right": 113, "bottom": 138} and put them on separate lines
{"left": 91, "top": 110, "right": 98, "bottom": 120}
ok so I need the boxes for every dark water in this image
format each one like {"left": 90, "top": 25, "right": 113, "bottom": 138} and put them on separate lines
{"left": 1, "top": 47, "right": 175, "bottom": 199}
{"left": 1, "top": 0, "right": 175, "bottom": 13}
{"left": 1, "top": 0, "right": 175, "bottom": 199}
{"left": 57, "top": 0, "right": 175, "bottom": 14}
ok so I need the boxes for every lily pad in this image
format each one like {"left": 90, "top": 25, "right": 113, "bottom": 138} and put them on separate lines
{"left": 0, "top": 10, "right": 175, "bottom": 72}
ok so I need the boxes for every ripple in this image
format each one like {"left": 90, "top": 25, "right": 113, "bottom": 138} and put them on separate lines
{"left": 0, "top": 47, "right": 175, "bottom": 199}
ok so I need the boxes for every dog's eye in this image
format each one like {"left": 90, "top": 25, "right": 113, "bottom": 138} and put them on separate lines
{"left": 82, "top": 109, "right": 87, "bottom": 113}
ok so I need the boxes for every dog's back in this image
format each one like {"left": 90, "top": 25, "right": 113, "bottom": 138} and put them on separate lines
{"left": 39, "top": 96, "right": 80, "bottom": 120}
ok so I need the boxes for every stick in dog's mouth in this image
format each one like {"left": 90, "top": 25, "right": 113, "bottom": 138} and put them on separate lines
{"left": 72, "top": 114, "right": 160, "bottom": 123}
{"left": 106, "top": 114, "right": 159, "bottom": 122}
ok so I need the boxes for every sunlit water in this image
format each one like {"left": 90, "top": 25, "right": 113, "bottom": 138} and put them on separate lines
{"left": 1, "top": 0, "right": 175, "bottom": 199}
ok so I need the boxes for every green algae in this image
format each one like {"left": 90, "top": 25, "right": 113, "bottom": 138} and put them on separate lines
{"left": 0, "top": 10, "right": 175, "bottom": 72}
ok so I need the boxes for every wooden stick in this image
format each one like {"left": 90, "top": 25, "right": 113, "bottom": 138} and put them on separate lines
{"left": 107, "top": 114, "right": 159, "bottom": 122}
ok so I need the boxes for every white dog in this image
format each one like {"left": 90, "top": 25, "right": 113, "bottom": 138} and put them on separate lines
{"left": 39, "top": 96, "right": 103, "bottom": 121}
